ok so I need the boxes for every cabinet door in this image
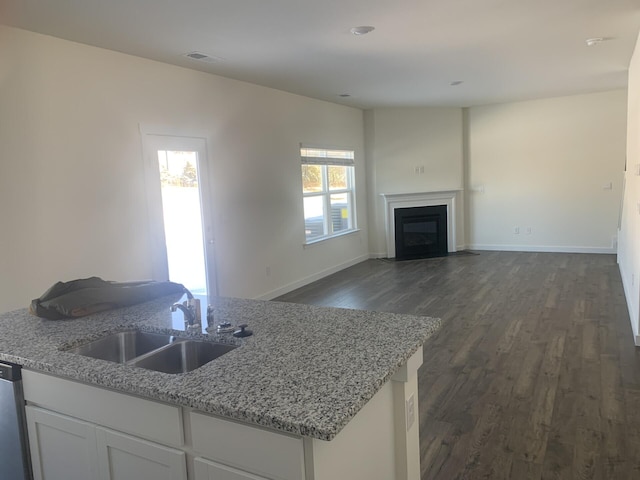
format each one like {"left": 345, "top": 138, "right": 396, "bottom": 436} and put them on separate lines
{"left": 96, "top": 427, "right": 187, "bottom": 480}
{"left": 194, "top": 457, "right": 269, "bottom": 480}
{"left": 26, "top": 406, "right": 100, "bottom": 480}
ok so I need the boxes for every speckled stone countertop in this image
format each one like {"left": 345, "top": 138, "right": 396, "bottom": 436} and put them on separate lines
{"left": 0, "top": 295, "right": 441, "bottom": 440}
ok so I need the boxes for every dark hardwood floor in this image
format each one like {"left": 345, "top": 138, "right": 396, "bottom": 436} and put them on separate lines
{"left": 275, "top": 251, "right": 640, "bottom": 479}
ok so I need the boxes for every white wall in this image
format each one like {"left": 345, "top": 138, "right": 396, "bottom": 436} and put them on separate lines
{"left": 0, "top": 26, "right": 368, "bottom": 313}
{"left": 364, "top": 94, "right": 626, "bottom": 258}
{"left": 364, "top": 108, "right": 465, "bottom": 256}
{"left": 467, "top": 90, "right": 627, "bottom": 253}
{"left": 618, "top": 33, "right": 640, "bottom": 343}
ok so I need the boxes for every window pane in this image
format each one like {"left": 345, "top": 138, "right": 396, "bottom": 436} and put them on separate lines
{"left": 330, "top": 193, "right": 350, "bottom": 234}
{"left": 157, "top": 151, "right": 207, "bottom": 295}
{"left": 328, "top": 165, "right": 347, "bottom": 190}
{"left": 302, "top": 165, "right": 323, "bottom": 193}
{"left": 304, "top": 196, "right": 325, "bottom": 241}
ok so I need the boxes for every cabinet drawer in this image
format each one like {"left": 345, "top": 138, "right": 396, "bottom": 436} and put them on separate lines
{"left": 190, "top": 412, "right": 305, "bottom": 480}
{"left": 23, "top": 370, "right": 183, "bottom": 447}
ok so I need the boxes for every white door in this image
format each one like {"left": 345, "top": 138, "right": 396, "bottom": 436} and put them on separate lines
{"left": 142, "top": 133, "right": 217, "bottom": 297}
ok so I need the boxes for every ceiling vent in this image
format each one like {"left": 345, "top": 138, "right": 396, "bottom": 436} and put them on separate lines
{"left": 182, "top": 52, "right": 223, "bottom": 63}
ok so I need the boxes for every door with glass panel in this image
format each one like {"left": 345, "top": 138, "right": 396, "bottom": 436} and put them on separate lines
{"left": 142, "top": 134, "right": 216, "bottom": 298}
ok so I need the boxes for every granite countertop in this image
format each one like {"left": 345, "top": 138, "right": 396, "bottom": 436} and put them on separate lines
{"left": 0, "top": 295, "right": 441, "bottom": 441}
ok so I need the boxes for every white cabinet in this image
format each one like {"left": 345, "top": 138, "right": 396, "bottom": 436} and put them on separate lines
{"left": 194, "top": 457, "right": 268, "bottom": 480}
{"left": 96, "top": 427, "right": 187, "bottom": 480}
{"left": 26, "top": 406, "right": 99, "bottom": 480}
{"left": 26, "top": 406, "right": 187, "bottom": 480}
{"left": 22, "top": 345, "right": 424, "bottom": 480}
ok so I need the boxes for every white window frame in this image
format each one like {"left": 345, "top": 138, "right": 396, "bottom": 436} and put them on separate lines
{"left": 301, "top": 145, "right": 357, "bottom": 244}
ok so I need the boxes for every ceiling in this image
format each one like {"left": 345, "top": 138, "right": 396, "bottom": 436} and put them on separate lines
{"left": 2, "top": 0, "right": 640, "bottom": 109}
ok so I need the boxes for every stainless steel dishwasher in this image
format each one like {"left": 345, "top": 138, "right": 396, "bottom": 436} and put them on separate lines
{"left": 0, "top": 361, "right": 33, "bottom": 480}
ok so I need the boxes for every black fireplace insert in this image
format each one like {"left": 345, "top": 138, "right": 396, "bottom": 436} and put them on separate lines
{"left": 394, "top": 205, "right": 447, "bottom": 260}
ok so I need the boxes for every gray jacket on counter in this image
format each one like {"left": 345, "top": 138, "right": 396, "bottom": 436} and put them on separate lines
{"left": 29, "top": 277, "right": 186, "bottom": 320}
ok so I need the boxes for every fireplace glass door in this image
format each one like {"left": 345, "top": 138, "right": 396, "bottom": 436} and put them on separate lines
{"left": 394, "top": 205, "right": 447, "bottom": 259}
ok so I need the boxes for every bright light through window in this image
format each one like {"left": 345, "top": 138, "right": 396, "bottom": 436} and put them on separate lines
{"left": 301, "top": 146, "right": 356, "bottom": 243}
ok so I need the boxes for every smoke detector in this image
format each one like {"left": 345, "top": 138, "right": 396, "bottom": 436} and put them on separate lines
{"left": 182, "top": 52, "right": 223, "bottom": 63}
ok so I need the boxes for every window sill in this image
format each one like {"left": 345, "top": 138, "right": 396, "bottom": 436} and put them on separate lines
{"left": 303, "top": 229, "right": 361, "bottom": 248}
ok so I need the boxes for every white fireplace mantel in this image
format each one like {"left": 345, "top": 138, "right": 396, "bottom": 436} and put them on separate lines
{"left": 381, "top": 190, "right": 460, "bottom": 258}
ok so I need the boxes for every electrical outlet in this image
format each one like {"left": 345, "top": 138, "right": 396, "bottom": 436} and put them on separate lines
{"left": 414, "top": 166, "right": 420, "bottom": 175}
{"left": 526, "top": 227, "right": 532, "bottom": 235}
{"left": 514, "top": 227, "right": 520, "bottom": 235}
{"left": 406, "top": 394, "right": 415, "bottom": 430}
{"left": 419, "top": 166, "right": 425, "bottom": 174}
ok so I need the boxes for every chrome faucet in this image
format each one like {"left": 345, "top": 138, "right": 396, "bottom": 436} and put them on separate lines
{"left": 170, "top": 288, "right": 201, "bottom": 331}
{"left": 170, "top": 303, "right": 196, "bottom": 325}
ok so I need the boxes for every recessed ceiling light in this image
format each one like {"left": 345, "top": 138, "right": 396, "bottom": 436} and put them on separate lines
{"left": 350, "top": 26, "right": 375, "bottom": 36}
{"left": 450, "top": 80, "right": 464, "bottom": 86}
{"left": 338, "top": 94, "right": 351, "bottom": 97}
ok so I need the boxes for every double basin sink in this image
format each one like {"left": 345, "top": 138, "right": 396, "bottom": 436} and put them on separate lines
{"left": 65, "top": 330, "right": 237, "bottom": 374}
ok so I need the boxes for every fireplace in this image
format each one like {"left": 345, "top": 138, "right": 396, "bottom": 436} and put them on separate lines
{"left": 381, "top": 190, "right": 459, "bottom": 259}
{"left": 394, "top": 205, "right": 447, "bottom": 259}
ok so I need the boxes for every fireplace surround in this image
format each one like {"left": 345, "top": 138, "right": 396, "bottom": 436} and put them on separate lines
{"left": 381, "top": 190, "right": 459, "bottom": 259}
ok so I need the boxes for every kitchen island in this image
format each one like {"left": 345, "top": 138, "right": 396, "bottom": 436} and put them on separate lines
{"left": 0, "top": 295, "right": 441, "bottom": 480}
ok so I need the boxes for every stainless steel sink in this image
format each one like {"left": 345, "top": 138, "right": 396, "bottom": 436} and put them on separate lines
{"left": 130, "top": 340, "right": 237, "bottom": 374}
{"left": 66, "top": 330, "right": 174, "bottom": 363}
{"left": 64, "top": 330, "right": 237, "bottom": 373}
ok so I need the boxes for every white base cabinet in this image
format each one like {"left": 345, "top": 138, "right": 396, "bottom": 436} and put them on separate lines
{"left": 22, "top": 347, "right": 423, "bottom": 480}
{"left": 26, "top": 406, "right": 187, "bottom": 480}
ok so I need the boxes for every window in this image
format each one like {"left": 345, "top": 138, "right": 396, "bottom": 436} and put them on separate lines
{"left": 301, "top": 145, "right": 356, "bottom": 243}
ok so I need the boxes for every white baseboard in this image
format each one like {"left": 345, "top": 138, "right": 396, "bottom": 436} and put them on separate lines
{"left": 369, "top": 245, "right": 468, "bottom": 260}
{"left": 618, "top": 261, "right": 640, "bottom": 346}
{"left": 467, "top": 244, "right": 616, "bottom": 254}
{"left": 255, "top": 254, "right": 370, "bottom": 300}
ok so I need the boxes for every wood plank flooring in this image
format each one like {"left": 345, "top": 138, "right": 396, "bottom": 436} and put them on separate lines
{"left": 275, "top": 251, "right": 640, "bottom": 479}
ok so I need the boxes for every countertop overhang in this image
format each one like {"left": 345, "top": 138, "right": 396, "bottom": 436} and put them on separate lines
{"left": 0, "top": 296, "right": 441, "bottom": 440}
